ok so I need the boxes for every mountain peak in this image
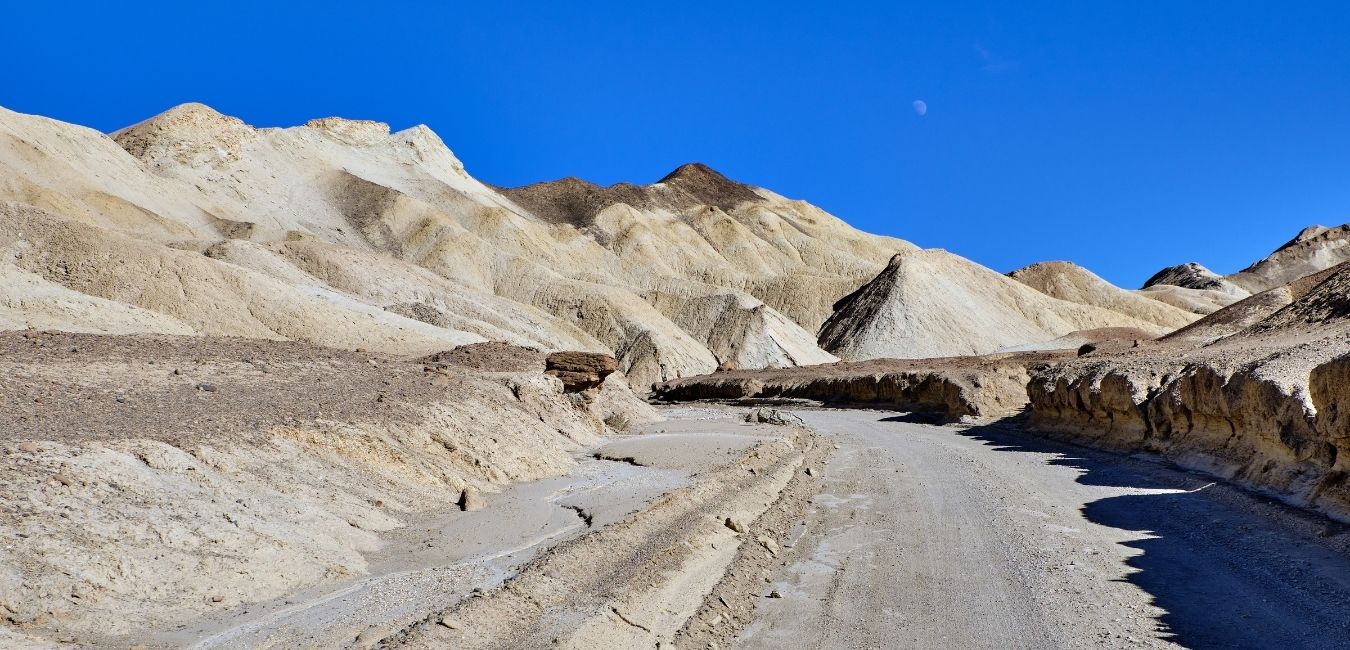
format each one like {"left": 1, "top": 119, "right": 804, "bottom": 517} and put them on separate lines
{"left": 655, "top": 162, "right": 760, "bottom": 210}
{"left": 658, "top": 162, "right": 724, "bottom": 183}
{"left": 112, "top": 102, "right": 254, "bottom": 162}
{"left": 1273, "top": 224, "right": 1332, "bottom": 253}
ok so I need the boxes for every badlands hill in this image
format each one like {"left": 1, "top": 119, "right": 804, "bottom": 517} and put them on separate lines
{"left": 1, "top": 102, "right": 905, "bottom": 387}
{"left": 1007, "top": 261, "right": 1197, "bottom": 330}
{"left": 1141, "top": 224, "right": 1350, "bottom": 313}
{"left": 0, "top": 102, "right": 1194, "bottom": 379}
{"left": 817, "top": 249, "right": 1182, "bottom": 359}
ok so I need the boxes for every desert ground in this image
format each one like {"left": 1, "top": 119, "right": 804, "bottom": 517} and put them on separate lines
{"left": 4, "top": 103, "right": 1350, "bottom": 648}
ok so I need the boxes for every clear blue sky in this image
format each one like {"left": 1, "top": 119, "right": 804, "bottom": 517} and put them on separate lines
{"left": 4, "top": 1, "right": 1349, "bottom": 287}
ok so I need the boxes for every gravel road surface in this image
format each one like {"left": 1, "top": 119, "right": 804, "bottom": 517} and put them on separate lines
{"left": 738, "top": 409, "right": 1350, "bottom": 650}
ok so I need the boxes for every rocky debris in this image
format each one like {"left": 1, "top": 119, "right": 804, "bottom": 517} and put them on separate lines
{"left": 459, "top": 486, "right": 487, "bottom": 512}
{"left": 744, "top": 408, "right": 805, "bottom": 426}
{"left": 545, "top": 352, "right": 619, "bottom": 392}
{"left": 420, "top": 342, "right": 546, "bottom": 373}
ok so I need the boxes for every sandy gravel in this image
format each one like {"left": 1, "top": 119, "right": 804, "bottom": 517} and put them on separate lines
{"left": 739, "top": 410, "right": 1350, "bottom": 650}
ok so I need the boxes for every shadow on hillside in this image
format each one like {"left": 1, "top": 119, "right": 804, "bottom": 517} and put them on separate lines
{"left": 944, "top": 418, "right": 1350, "bottom": 650}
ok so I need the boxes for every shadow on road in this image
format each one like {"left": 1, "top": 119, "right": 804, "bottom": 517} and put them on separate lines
{"left": 878, "top": 412, "right": 949, "bottom": 425}
{"left": 947, "top": 417, "right": 1350, "bottom": 650}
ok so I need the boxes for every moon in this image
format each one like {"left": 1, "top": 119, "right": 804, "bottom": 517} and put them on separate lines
{"left": 912, "top": 100, "right": 928, "bottom": 116}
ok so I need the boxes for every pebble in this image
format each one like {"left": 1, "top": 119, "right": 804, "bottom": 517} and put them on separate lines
{"left": 195, "top": 382, "right": 218, "bottom": 392}
{"left": 18, "top": 442, "right": 40, "bottom": 453}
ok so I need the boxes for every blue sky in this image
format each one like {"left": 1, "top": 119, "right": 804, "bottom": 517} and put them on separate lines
{"left": 4, "top": 1, "right": 1349, "bottom": 287}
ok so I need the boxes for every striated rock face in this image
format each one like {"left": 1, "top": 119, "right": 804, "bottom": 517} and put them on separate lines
{"left": 1027, "top": 349, "right": 1350, "bottom": 520}
{"left": 545, "top": 351, "right": 620, "bottom": 392}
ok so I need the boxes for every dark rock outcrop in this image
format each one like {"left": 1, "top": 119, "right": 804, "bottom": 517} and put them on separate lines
{"left": 545, "top": 351, "right": 620, "bottom": 392}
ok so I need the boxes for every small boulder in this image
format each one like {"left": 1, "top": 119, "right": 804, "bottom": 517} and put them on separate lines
{"left": 745, "top": 407, "right": 805, "bottom": 426}
{"left": 724, "top": 517, "right": 748, "bottom": 534}
{"left": 544, "top": 352, "right": 619, "bottom": 392}
{"left": 459, "top": 486, "right": 486, "bottom": 512}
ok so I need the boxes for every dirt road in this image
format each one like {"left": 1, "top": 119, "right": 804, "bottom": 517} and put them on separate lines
{"left": 739, "top": 409, "right": 1350, "bottom": 650}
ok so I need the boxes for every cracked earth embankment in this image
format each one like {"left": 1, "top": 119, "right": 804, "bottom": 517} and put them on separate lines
{"left": 654, "top": 355, "right": 1059, "bottom": 422}
{"left": 380, "top": 420, "right": 828, "bottom": 649}
{"left": 1026, "top": 342, "right": 1350, "bottom": 522}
